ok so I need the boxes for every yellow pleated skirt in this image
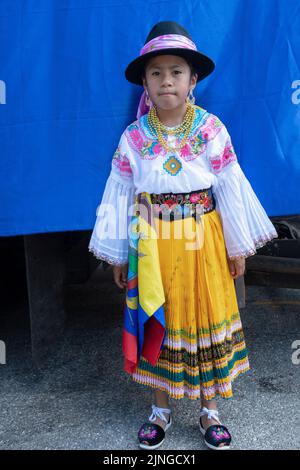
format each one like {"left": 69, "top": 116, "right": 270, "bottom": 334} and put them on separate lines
{"left": 132, "top": 207, "right": 250, "bottom": 401}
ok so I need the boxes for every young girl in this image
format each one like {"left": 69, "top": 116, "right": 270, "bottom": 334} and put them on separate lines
{"left": 89, "top": 21, "right": 278, "bottom": 450}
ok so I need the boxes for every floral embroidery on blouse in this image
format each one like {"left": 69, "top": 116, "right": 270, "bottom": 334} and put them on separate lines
{"left": 112, "top": 145, "right": 133, "bottom": 178}
{"left": 178, "top": 133, "right": 206, "bottom": 161}
{"left": 125, "top": 108, "right": 224, "bottom": 163}
{"left": 209, "top": 138, "right": 237, "bottom": 173}
{"left": 201, "top": 114, "right": 223, "bottom": 141}
{"left": 126, "top": 124, "right": 166, "bottom": 159}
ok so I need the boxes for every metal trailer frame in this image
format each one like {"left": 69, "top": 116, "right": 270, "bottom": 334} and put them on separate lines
{"left": 2, "top": 214, "right": 297, "bottom": 367}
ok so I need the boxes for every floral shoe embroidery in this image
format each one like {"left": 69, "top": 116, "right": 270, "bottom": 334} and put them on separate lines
{"left": 211, "top": 427, "right": 231, "bottom": 441}
{"left": 205, "top": 424, "right": 232, "bottom": 448}
{"left": 138, "top": 424, "right": 158, "bottom": 440}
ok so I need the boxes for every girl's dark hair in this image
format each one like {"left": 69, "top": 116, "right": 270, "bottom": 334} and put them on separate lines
{"left": 186, "top": 61, "right": 197, "bottom": 79}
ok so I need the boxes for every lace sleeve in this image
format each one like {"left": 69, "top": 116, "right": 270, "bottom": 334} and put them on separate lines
{"left": 88, "top": 133, "right": 136, "bottom": 265}
{"left": 207, "top": 122, "right": 278, "bottom": 260}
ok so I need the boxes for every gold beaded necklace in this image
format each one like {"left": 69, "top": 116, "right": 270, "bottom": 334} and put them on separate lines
{"left": 159, "top": 103, "right": 195, "bottom": 135}
{"left": 147, "top": 103, "right": 195, "bottom": 152}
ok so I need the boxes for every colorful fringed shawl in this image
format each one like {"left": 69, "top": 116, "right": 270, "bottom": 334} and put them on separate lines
{"left": 122, "top": 192, "right": 166, "bottom": 374}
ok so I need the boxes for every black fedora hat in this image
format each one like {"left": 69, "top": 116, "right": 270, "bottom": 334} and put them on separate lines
{"left": 125, "top": 21, "right": 215, "bottom": 86}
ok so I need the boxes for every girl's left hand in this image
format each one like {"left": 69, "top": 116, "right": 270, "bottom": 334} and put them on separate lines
{"left": 227, "top": 256, "right": 246, "bottom": 279}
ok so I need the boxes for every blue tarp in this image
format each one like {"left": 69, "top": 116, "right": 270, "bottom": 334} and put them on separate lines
{"left": 1, "top": 0, "right": 299, "bottom": 236}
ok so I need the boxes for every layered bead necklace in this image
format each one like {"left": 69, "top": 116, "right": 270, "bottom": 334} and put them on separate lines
{"left": 147, "top": 102, "right": 195, "bottom": 152}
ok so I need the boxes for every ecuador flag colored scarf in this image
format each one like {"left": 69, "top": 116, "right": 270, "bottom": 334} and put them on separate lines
{"left": 122, "top": 192, "right": 166, "bottom": 374}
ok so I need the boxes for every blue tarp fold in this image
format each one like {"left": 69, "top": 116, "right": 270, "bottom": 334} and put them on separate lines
{"left": 1, "top": 0, "right": 299, "bottom": 236}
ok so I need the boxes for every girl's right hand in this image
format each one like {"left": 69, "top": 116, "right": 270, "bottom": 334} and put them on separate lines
{"left": 227, "top": 256, "right": 246, "bottom": 279}
{"left": 112, "top": 263, "right": 128, "bottom": 289}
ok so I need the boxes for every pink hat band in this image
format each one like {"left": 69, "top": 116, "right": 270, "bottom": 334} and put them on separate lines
{"left": 140, "top": 34, "right": 197, "bottom": 56}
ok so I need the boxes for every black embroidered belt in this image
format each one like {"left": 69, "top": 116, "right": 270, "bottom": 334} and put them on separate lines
{"left": 150, "top": 187, "right": 216, "bottom": 221}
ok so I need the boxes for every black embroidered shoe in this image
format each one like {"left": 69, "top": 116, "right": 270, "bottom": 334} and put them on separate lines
{"left": 138, "top": 405, "right": 172, "bottom": 450}
{"left": 199, "top": 407, "right": 232, "bottom": 450}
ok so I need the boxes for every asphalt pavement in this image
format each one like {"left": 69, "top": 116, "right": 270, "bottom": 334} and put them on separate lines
{"left": 0, "top": 267, "right": 299, "bottom": 450}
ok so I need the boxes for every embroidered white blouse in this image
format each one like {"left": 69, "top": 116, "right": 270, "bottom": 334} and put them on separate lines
{"left": 89, "top": 106, "right": 278, "bottom": 265}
